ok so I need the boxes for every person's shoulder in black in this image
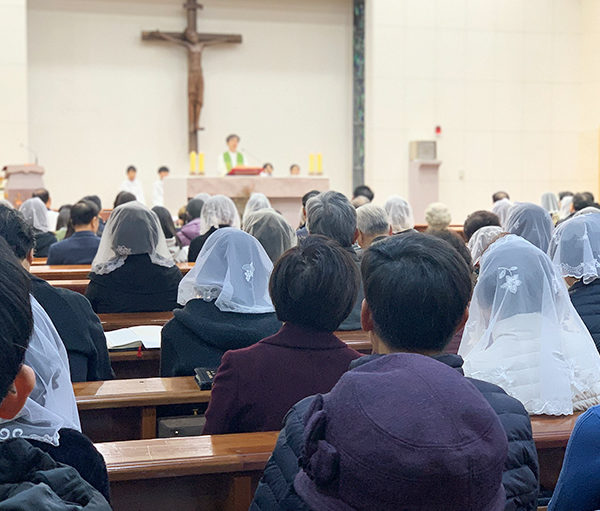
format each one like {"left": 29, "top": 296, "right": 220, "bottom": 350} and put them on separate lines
{"left": 33, "top": 231, "right": 57, "bottom": 257}
{"left": 569, "top": 279, "right": 600, "bottom": 352}
{"left": 188, "top": 225, "right": 222, "bottom": 262}
{"left": 160, "top": 299, "right": 281, "bottom": 377}
{"left": 26, "top": 428, "right": 110, "bottom": 503}
{"left": 86, "top": 254, "right": 182, "bottom": 313}
{"left": 0, "top": 438, "right": 110, "bottom": 510}
{"left": 30, "top": 276, "right": 113, "bottom": 382}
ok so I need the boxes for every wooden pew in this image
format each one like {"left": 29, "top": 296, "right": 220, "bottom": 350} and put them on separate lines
{"left": 33, "top": 262, "right": 194, "bottom": 281}
{"left": 99, "top": 311, "right": 174, "bottom": 331}
{"left": 32, "top": 264, "right": 91, "bottom": 280}
{"left": 74, "top": 376, "right": 209, "bottom": 442}
{"left": 109, "top": 349, "right": 161, "bottom": 379}
{"left": 97, "top": 431, "right": 278, "bottom": 511}
{"left": 48, "top": 279, "right": 89, "bottom": 294}
{"left": 31, "top": 257, "right": 47, "bottom": 265}
{"left": 531, "top": 412, "right": 581, "bottom": 490}
{"left": 415, "top": 224, "right": 465, "bottom": 239}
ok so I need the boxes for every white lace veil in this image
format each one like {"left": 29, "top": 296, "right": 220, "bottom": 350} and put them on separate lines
{"left": 384, "top": 196, "right": 414, "bottom": 233}
{"left": 198, "top": 195, "right": 241, "bottom": 235}
{"left": 243, "top": 193, "right": 271, "bottom": 226}
{"left": 549, "top": 213, "right": 600, "bottom": 284}
{"left": 178, "top": 228, "right": 275, "bottom": 313}
{"left": 0, "top": 296, "right": 80, "bottom": 446}
{"left": 559, "top": 196, "right": 573, "bottom": 220}
{"left": 459, "top": 235, "right": 600, "bottom": 415}
{"left": 19, "top": 198, "right": 50, "bottom": 233}
{"left": 505, "top": 202, "right": 554, "bottom": 252}
{"left": 243, "top": 209, "right": 297, "bottom": 263}
{"left": 194, "top": 193, "right": 211, "bottom": 202}
{"left": 541, "top": 192, "right": 559, "bottom": 213}
{"left": 91, "top": 201, "right": 174, "bottom": 275}
{"left": 467, "top": 226, "right": 504, "bottom": 265}
{"left": 491, "top": 198, "right": 513, "bottom": 228}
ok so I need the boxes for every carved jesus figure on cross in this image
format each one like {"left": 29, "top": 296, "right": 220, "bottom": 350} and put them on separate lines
{"left": 142, "top": 1, "right": 242, "bottom": 153}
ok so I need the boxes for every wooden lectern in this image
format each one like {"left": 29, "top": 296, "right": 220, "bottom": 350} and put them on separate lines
{"left": 2, "top": 165, "right": 45, "bottom": 207}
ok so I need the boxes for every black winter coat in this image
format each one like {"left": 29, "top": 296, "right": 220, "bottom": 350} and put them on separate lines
{"left": 86, "top": 253, "right": 182, "bottom": 313}
{"left": 160, "top": 299, "right": 282, "bottom": 377}
{"left": 570, "top": 280, "right": 600, "bottom": 352}
{"left": 0, "top": 438, "right": 110, "bottom": 510}
{"left": 251, "top": 353, "right": 539, "bottom": 511}
{"left": 31, "top": 276, "right": 113, "bottom": 382}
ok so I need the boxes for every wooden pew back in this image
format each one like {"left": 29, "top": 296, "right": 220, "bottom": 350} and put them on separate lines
{"left": 74, "top": 376, "right": 208, "bottom": 442}
{"left": 97, "top": 432, "right": 278, "bottom": 511}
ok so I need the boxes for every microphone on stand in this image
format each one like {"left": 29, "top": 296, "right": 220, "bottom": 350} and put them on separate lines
{"left": 20, "top": 143, "right": 39, "bottom": 165}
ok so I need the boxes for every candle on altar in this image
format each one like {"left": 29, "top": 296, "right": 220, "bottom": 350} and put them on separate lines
{"left": 317, "top": 153, "right": 323, "bottom": 174}
{"left": 198, "top": 152, "right": 205, "bottom": 174}
{"left": 309, "top": 154, "right": 316, "bottom": 174}
{"left": 189, "top": 152, "right": 197, "bottom": 174}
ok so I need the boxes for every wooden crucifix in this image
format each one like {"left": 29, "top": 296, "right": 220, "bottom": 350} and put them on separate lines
{"left": 142, "top": 1, "right": 242, "bottom": 153}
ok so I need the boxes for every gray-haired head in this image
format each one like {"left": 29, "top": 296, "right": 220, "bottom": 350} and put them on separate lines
{"left": 306, "top": 191, "right": 357, "bottom": 247}
{"left": 356, "top": 203, "right": 389, "bottom": 237}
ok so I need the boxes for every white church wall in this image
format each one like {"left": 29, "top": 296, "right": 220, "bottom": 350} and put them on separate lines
{"left": 27, "top": 0, "right": 353, "bottom": 209}
{"left": 0, "top": 0, "right": 28, "bottom": 165}
{"left": 365, "top": 0, "right": 598, "bottom": 223}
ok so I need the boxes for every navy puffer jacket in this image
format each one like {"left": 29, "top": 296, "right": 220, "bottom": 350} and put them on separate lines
{"left": 570, "top": 280, "right": 600, "bottom": 352}
{"left": 251, "top": 354, "right": 539, "bottom": 511}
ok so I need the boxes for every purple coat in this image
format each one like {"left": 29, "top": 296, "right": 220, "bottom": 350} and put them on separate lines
{"left": 203, "top": 323, "right": 362, "bottom": 434}
{"left": 176, "top": 218, "right": 202, "bottom": 246}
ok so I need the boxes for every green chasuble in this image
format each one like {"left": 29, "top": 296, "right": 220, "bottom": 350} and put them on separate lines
{"left": 223, "top": 152, "right": 245, "bottom": 172}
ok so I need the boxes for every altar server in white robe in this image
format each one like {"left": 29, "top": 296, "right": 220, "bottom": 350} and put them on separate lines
{"left": 120, "top": 165, "right": 145, "bottom": 204}
{"left": 218, "top": 134, "right": 247, "bottom": 175}
{"left": 153, "top": 166, "right": 170, "bottom": 207}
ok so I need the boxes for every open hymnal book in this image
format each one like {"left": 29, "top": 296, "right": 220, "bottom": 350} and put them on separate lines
{"left": 105, "top": 325, "right": 162, "bottom": 350}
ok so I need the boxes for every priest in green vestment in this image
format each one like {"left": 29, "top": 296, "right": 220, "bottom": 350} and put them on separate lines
{"left": 218, "top": 134, "right": 247, "bottom": 175}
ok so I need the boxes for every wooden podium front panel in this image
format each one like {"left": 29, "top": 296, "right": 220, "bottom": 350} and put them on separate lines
{"left": 164, "top": 176, "right": 330, "bottom": 227}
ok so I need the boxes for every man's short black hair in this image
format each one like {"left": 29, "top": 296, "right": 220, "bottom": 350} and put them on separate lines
{"left": 362, "top": 233, "right": 472, "bottom": 353}
{"left": 269, "top": 235, "right": 359, "bottom": 332}
{"left": 113, "top": 191, "right": 136, "bottom": 209}
{"left": 353, "top": 185, "right": 374, "bottom": 202}
{"left": 126, "top": 165, "right": 137, "bottom": 174}
{"left": 70, "top": 200, "right": 99, "bottom": 227}
{"left": 0, "top": 205, "right": 35, "bottom": 260}
{"left": 428, "top": 229, "right": 473, "bottom": 271}
{"left": 463, "top": 210, "right": 501, "bottom": 241}
{"left": 0, "top": 237, "right": 33, "bottom": 401}
{"left": 186, "top": 198, "right": 204, "bottom": 220}
{"left": 81, "top": 195, "right": 102, "bottom": 211}
{"left": 572, "top": 192, "right": 593, "bottom": 212}
{"left": 290, "top": 164, "right": 300, "bottom": 171}
{"left": 32, "top": 188, "right": 50, "bottom": 204}
{"left": 226, "top": 134, "right": 240, "bottom": 143}
{"left": 582, "top": 191, "right": 595, "bottom": 202}
{"left": 558, "top": 191, "right": 573, "bottom": 201}
{"left": 302, "top": 190, "right": 320, "bottom": 208}
{"left": 158, "top": 166, "right": 170, "bottom": 174}
{"left": 492, "top": 191, "right": 510, "bottom": 202}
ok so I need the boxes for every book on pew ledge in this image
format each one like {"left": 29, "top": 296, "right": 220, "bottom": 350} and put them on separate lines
{"left": 194, "top": 367, "right": 217, "bottom": 390}
{"left": 105, "top": 325, "right": 162, "bottom": 350}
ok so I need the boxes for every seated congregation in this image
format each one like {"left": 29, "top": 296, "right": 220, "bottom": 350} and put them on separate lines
{"left": 4, "top": 185, "right": 600, "bottom": 509}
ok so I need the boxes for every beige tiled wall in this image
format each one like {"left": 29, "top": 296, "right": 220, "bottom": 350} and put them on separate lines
{"left": 0, "top": 0, "right": 28, "bottom": 164}
{"left": 365, "top": 0, "right": 599, "bottom": 224}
